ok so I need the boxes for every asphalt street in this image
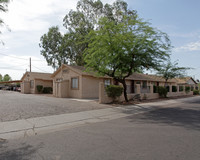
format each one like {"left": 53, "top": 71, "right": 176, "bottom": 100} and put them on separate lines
{"left": 0, "top": 96, "right": 200, "bottom": 160}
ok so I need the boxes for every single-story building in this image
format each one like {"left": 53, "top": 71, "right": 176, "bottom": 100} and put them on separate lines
{"left": 52, "top": 64, "right": 176, "bottom": 99}
{"left": 174, "top": 77, "right": 199, "bottom": 90}
{"left": 52, "top": 64, "right": 112, "bottom": 98}
{"left": 21, "top": 72, "right": 53, "bottom": 94}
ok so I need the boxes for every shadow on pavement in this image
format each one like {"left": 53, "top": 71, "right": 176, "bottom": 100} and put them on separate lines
{"left": 126, "top": 106, "right": 200, "bottom": 131}
{"left": 0, "top": 141, "right": 43, "bottom": 160}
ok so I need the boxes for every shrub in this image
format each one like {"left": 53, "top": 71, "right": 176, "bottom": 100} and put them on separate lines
{"left": 179, "top": 86, "right": 184, "bottom": 92}
{"left": 157, "top": 86, "right": 168, "bottom": 98}
{"left": 43, "top": 87, "right": 53, "bottom": 94}
{"left": 105, "top": 85, "right": 123, "bottom": 101}
{"left": 193, "top": 90, "right": 199, "bottom": 95}
{"left": 172, "top": 86, "right": 177, "bottom": 92}
{"left": 36, "top": 85, "right": 43, "bottom": 93}
{"left": 185, "top": 86, "right": 190, "bottom": 94}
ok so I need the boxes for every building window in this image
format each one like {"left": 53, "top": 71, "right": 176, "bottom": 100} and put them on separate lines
{"left": 56, "top": 78, "right": 63, "bottom": 82}
{"left": 136, "top": 81, "right": 141, "bottom": 85}
{"left": 104, "top": 79, "right": 111, "bottom": 86}
{"left": 142, "top": 81, "right": 147, "bottom": 88}
{"left": 71, "top": 77, "right": 78, "bottom": 89}
{"left": 30, "top": 80, "right": 34, "bottom": 88}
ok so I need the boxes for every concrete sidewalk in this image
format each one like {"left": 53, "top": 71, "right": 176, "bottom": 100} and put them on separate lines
{"left": 0, "top": 96, "right": 198, "bottom": 140}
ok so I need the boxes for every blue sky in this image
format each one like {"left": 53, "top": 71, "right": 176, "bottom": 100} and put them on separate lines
{"left": 0, "top": 0, "right": 200, "bottom": 80}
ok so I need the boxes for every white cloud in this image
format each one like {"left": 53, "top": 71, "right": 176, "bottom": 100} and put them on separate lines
{"left": 174, "top": 40, "right": 200, "bottom": 52}
{"left": 1, "top": 0, "right": 78, "bottom": 32}
{"left": 0, "top": 0, "right": 118, "bottom": 80}
{"left": 0, "top": 54, "right": 54, "bottom": 80}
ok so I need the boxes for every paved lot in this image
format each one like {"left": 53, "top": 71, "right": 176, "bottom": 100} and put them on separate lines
{"left": 0, "top": 91, "right": 111, "bottom": 122}
{"left": 0, "top": 96, "right": 199, "bottom": 160}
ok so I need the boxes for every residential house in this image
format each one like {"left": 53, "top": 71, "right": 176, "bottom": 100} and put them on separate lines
{"left": 52, "top": 64, "right": 176, "bottom": 99}
{"left": 52, "top": 64, "right": 112, "bottom": 99}
{"left": 174, "top": 77, "right": 199, "bottom": 91}
{"left": 21, "top": 72, "right": 53, "bottom": 94}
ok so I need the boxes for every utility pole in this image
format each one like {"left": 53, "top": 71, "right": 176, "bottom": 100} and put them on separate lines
{"left": 30, "top": 57, "right": 32, "bottom": 72}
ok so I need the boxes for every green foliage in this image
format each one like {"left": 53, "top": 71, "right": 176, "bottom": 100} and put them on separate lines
{"left": 36, "top": 85, "right": 43, "bottom": 93}
{"left": 0, "top": 0, "right": 10, "bottom": 36}
{"left": 157, "top": 86, "right": 168, "bottom": 98}
{"left": 185, "top": 86, "right": 190, "bottom": 94}
{"left": 172, "top": 86, "right": 177, "bottom": 92}
{"left": 39, "top": 26, "right": 69, "bottom": 70}
{"left": 193, "top": 90, "right": 199, "bottom": 95}
{"left": 157, "top": 61, "right": 190, "bottom": 83}
{"left": 1, "top": 74, "right": 12, "bottom": 81}
{"left": 43, "top": 87, "right": 53, "bottom": 94}
{"left": 84, "top": 8, "right": 171, "bottom": 101}
{"left": 179, "top": 86, "right": 184, "bottom": 92}
{"left": 105, "top": 85, "right": 123, "bottom": 101}
{"left": 0, "top": 74, "right": 2, "bottom": 81}
{"left": 166, "top": 86, "right": 170, "bottom": 92}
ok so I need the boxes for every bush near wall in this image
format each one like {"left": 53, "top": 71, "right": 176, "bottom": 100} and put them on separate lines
{"left": 179, "top": 86, "right": 184, "bottom": 92}
{"left": 157, "top": 86, "right": 168, "bottom": 98}
{"left": 43, "top": 87, "right": 53, "bottom": 94}
{"left": 36, "top": 85, "right": 43, "bottom": 93}
{"left": 185, "top": 86, "right": 191, "bottom": 94}
{"left": 193, "top": 90, "right": 199, "bottom": 95}
{"left": 105, "top": 85, "right": 123, "bottom": 101}
{"left": 172, "top": 86, "right": 177, "bottom": 92}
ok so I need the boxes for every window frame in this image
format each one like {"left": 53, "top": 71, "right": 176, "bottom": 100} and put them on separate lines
{"left": 30, "top": 80, "right": 34, "bottom": 88}
{"left": 104, "top": 79, "right": 111, "bottom": 86}
{"left": 71, "top": 77, "right": 79, "bottom": 90}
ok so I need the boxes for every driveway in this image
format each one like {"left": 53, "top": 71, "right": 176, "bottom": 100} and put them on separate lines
{"left": 0, "top": 91, "right": 111, "bottom": 122}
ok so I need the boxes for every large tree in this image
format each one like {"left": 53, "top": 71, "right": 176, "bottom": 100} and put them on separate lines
{"left": 39, "top": 26, "right": 69, "bottom": 70}
{"left": 84, "top": 14, "right": 171, "bottom": 102}
{"left": 40, "top": 0, "right": 133, "bottom": 67}
{"left": 2, "top": 74, "right": 11, "bottom": 81}
{"left": 156, "top": 61, "right": 190, "bottom": 85}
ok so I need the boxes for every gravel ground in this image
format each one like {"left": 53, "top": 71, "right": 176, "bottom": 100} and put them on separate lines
{"left": 0, "top": 91, "right": 112, "bottom": 122}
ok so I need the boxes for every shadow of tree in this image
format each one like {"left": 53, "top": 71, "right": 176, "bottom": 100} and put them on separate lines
{"left": 0, "top": 141, "right": 43, "bottom": 160}
{"left": 127, "top": 107, "right": 200, "bottom": 131}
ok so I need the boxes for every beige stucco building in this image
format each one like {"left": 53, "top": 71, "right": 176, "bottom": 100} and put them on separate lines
{"left": 21, "top": 72, "right": 53, "bottom": 94}
{"left": 52, "top": 64, "right": 178, "bottom": 99}
{"left": 52, "top": 64, "right": 112, "bottom": 99}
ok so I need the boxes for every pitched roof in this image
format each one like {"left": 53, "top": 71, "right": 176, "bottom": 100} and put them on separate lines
{"left": 52, "top": 64, "right": 178, "bottom": 83}
{"left": 126, "top": 73, "right": 176, "bottom": 82}
{"left": 51, "top": 64, "right": 109, "bottom": 78}
{"left": 21, "top": 72, "right": 53, "bottom": 81}
{"left": 174, "top": 77, "right": 197, "bottom": 84}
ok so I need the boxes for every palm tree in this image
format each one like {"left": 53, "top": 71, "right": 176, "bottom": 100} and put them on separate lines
{"left": 157, "top": 61, "right": 190, "bottom": 85}
{"left": 0, "top": 0, "right": 9, "bottom": 29}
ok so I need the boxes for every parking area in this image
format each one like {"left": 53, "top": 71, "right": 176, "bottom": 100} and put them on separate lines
{"left": 0, "top": 91, "right": 112, "bottom": 122}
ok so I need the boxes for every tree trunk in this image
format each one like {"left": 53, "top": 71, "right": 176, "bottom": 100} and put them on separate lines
{"left": 121, "top": 80, "right": 128, "bottom": 102}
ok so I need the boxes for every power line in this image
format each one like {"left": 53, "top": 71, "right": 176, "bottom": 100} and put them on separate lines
{"left": 0, "top": 52, "right": 46, "bottom": 62}
{"left": 0, "top": 64, "right": 27, "bottom": 69}
{"left": 0, "top": 67, "right": 25, "bottom": 71}
{"left": 32, "top": 65, "right": 49, "bottom": 73}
